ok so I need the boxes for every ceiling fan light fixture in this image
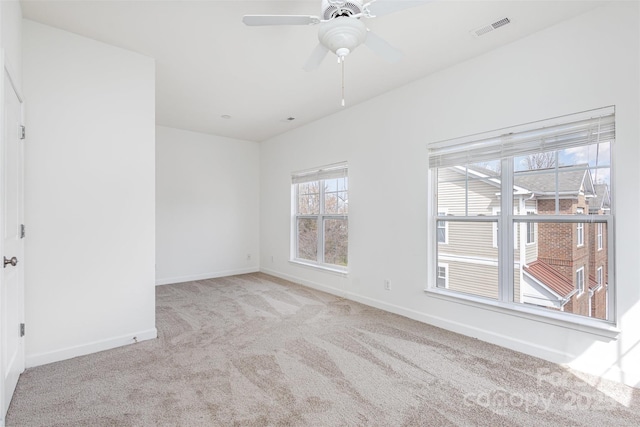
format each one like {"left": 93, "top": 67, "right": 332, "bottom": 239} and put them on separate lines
{"left": 318, "top": 17, "right": 367, "bottom": 56}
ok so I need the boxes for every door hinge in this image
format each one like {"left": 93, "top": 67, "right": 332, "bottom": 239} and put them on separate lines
{"left": 20, "top": 323, "right": 25, "bottom": 337}
{"left": 20, "top": 125, "right": 25, "bottom": 140}
{"left": 20, "top": 224, "right": 25, "bottom": 239}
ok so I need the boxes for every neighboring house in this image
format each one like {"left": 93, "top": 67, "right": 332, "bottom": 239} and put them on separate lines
{"left": 437, "top": 164, "right": 608, "bottom": 319}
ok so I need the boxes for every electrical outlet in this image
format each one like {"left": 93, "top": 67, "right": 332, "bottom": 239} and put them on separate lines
{"left": 384, "top": 279, "right": 391, "bottom": 290}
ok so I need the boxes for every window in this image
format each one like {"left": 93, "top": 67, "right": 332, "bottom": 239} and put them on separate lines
{"left": 597, "top": 266, "right": 603, "bottom": 287}
{"left": 576, "top": 267, "right": 585, "bottom": 295}
{"left": 597, "top": 223, "right": 603, "bottom": 250}
{"left": 577, "top": 222, "right": 584, "bottom": 247}
{"left": 492, "top": 208, "right": 500, "bottom": 248}
{"left": 437, "top": 264, "right": 448, "bottom": 288}
{"left": 526, "top": 211, "right": 536, "bottom": 244}
{"left": 437, "top": 210, "right": 448, "bottom": 244}
{"left": 428, "top": 107, "right": 614, "bottom": 323}
{"left": 292, "top": 163, "right": 348, "bottom": 270}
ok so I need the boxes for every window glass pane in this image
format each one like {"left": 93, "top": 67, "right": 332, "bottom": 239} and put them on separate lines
{"left": 437, "top": 221, "right": 498, "bottom": 299}
{"left": 515, "top": 220, "right": 608, "bottom": 320}
{"left": 437, "top": 220, "right": 446, "bottom": 243}
{"left": 324, "top": 178, "right": 348, "bottom": 214}
{"left": 514, "top": 150, "right": 558, "bottom": 172}
{"left": 324, "top": 218, "right": 348, "bottom": 266}
{"left": 437, "top": 162, "right": 501, "bottom": 217}
{"left": 514, "top": 147, "right": 610, "bottom": 216}
{"left": 297, "top": 182, "right": 319, "bottom": 214}
{"left": 436, "top": 168, "right": 464, "bottom": 216}
{"left": 297, "top": 218, "right": 317, "bottom": 261}
{"left": 561, "top": 142, "right": 611, "bottom": 168}
{"left": 514, "top": 143, "right": 610, "bottom": 172}
{"left": 436, "top": 265, "right": 447, "bottom": 288}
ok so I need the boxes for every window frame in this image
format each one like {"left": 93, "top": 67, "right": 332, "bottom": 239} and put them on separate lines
{"left": 291, "top": 163, "right": 348, "bottom": 273}
{"left": 426, "top": 107, "right": 616, "bottom": 330}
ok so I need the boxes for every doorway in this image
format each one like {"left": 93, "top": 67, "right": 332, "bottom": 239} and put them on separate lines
{"left": 1, "top": 56, "right": 25, "bottom": 423}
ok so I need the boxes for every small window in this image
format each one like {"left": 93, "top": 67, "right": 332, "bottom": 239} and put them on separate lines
{"left": 437, "top": 210, "right": 448, "bottom": 244}
{"left": 576, "top": 267, "right": 585, "bottom": 295}
{"left": 437, "top": 264, "right": 448, "bottom": 288}
{"left": 577, "top": 222, "right": 584, "bottom": 247}
{"left": 597, "top": 266, "right": 603, "bottom": 287}
{"left": 597, "top": 223, "right": 603, "bottom": 251}
{"left": 292, "top": 163, "right": 348, "bottom": 270}
{"left": 526, "top": 211, "right": 536, "bottom": 244}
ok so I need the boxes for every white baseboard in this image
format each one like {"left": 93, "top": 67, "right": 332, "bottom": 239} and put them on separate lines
{"left": 25, "top": 328, "right": 157, "bottom": 368}
{"left": 347, "top": 293, "right": 572, "bottom": 364}
{"left": 260, "top": 268, "right": 571, "bottom": 364}
{"left": 156, "top": 267, "right": 259, "bottom": 286}
{"left": 259, "top": 267, "right": 348, "bottom": 298}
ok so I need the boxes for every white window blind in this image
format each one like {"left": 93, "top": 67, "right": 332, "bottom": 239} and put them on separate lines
{"left": 292, "top": 162, "right": 348, "bottom": 184}
{"left": 428, "top": 107, "right": 615, "bottom": 168}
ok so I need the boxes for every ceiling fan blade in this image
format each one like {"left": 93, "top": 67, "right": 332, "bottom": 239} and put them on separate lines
{"left": 242, "top": 15, "right": 321, "bottom": 26}
{"left": 364, "top": 0, "right": 431, "bottom": 17}
{"left": 364, "top": 30, "right": 403, "bottom": 63}
{"left": 303, "top": 44, "right": 330, "bottom": 72}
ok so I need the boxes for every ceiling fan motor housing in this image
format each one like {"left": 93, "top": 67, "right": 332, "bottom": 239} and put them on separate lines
{"left": 318, "top": 17, "right": 367, "bottom": 56}
{"left": 322, "top": 0, "right": 364, "bottom": 19}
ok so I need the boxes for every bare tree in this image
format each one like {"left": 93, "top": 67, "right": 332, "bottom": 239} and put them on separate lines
{"left": 525, "top": 152, "right": 556, "bottom": 170}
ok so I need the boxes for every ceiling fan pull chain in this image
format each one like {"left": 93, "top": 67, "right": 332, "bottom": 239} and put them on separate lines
{"left": 341, "top": 60, "right": 345, "bottom": 107}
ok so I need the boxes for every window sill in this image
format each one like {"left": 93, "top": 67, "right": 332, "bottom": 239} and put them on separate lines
{"left": 424, "top": 287, "right": 620, "bottom": 339}
{"left": 289, "top": 259, "right": 348, "bottom": 276}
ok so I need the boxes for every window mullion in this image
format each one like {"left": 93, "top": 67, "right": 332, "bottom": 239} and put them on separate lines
{"left": 318, "top": 180, "right": 325, "bottom": 263}
{"left": 500, "top": 157, "right": 514, "bottom": 303}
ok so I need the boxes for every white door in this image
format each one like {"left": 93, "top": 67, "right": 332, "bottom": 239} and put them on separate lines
{"left": 0, "top": 64, "right": 25, "bottom": 421}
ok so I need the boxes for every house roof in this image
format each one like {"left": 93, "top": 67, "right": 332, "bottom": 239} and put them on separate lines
{"left": 513, "top": 165, "right": 596, "bottom": 197}
{"left": 460, "top": 164, "right": 598, "bottom": 200}
{"left": 523, "top": 260, "right": 575, "bottom": 298}
{"left": 590, "top": 184, "right": 611, "bottom": 212}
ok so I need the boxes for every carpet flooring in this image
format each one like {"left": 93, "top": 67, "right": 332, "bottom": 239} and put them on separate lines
{"left": 6, "top": 272, "right": 640, "bottom": 426}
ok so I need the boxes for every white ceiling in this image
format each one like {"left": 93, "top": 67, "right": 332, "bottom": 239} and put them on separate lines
{"left": 21, "top": 1, "right": 605, "bottom": 142}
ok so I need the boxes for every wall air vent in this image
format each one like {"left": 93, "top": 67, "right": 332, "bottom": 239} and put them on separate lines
{"left": 471, "top": 17, "right": 511, "bottom": 38}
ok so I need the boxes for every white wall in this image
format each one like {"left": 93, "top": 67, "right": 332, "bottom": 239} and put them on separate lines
{"left": 1, "top": 0, "right": 22, "bottom": 87}
{"left": 259, "top": 4, "right": 640, "bottom": 387}
{"left": 22, "top": 20, "right": 157, "bottom": 366}
{"left": 156, "top": 126, "right": 260, "bottom": 285}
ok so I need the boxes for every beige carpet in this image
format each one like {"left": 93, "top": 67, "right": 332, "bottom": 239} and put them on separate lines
{"left": 6, "top": 273, "right": 640, "bottom": 426}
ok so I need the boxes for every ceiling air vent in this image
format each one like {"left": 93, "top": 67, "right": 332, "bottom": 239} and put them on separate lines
{"left": 471, "top": 17, "right": 511, "bottom": 38}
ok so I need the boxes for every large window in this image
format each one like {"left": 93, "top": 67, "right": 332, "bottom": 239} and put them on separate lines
{"left": 428, "top": 107, "right": 614, "bottom": 323}
{"left": 292, "top": 163, "right": 348, "bottom": 270}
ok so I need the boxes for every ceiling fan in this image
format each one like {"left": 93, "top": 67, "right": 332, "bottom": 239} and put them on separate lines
{"left": 242, "top": 0, "right": 430, "bottom": 71}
